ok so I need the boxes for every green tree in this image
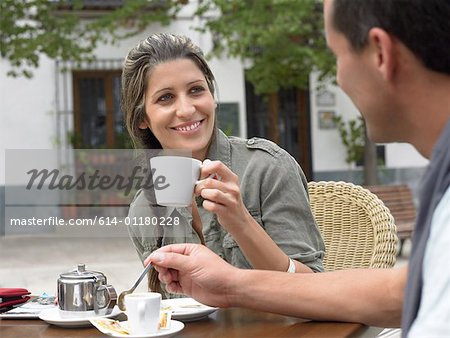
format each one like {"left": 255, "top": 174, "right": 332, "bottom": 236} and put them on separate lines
{"left": 0, "top": 0, "right": 183, "bottom": 78}
{"left": 195, "top": 0, "right": 335, "bottom": 94}
{"left": 1, "top": 0, "right": 335, "bottom": 88}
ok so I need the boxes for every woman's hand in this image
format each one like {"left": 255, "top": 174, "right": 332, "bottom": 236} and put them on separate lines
{"left": 195, "top": 160, "right": 253, "bottom": 235}
{"left": 194, "top": 159, "right": 310, "bottom": 273}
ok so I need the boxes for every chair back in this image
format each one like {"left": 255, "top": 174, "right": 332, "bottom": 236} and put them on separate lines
{"left": 308, "top": 181, "right": 398, "bottom": 271}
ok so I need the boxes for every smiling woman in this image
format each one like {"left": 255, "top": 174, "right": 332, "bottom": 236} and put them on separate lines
{"left": 121, "top": 34, "right": 216, "bottom": 153}
{"left": 139, "top": 58, "right": 215, "bottom": 161}
{"left": 121, "top": 33, "right": 325, "bottom": 298}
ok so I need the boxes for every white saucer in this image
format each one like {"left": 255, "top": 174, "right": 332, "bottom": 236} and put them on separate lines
{"left": 161, "top": 298, "right": 217, "bottom": 322}
{"left": 92, "top": 319, "right": 184, "bottom": 338}
{"left": 38, "top": 306, "right": 122, "bottom": 328}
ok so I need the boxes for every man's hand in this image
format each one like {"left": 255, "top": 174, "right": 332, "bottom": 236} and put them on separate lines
{"left": 146, "top": 244, "right": 238, "bottom": 308}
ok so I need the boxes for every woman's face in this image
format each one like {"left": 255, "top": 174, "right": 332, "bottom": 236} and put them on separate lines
{"left": 141, "top": 58, "right": 215, "bottom": 160}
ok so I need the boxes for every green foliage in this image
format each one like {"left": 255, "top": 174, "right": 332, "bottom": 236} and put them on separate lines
{"left": 68, "top": 131, "right": 133, "bottom": 149}
{"left": 0, "top": 0, "right": 183, "bottom": 78}
{"left": 1, "top": 0, "right": 335, "bottom": 94}
{"left": 333, "top": 115, "right": 365, "bottom": 166}
{"left": 195, "top": 0, "right": 336, "bottom": 93}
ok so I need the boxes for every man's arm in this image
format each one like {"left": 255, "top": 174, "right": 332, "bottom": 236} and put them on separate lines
{"left": 148, "top": 244, "right": 406, "bottom": 328}
{"left": 232, "top": 265, "right": 406, "bottom": 327}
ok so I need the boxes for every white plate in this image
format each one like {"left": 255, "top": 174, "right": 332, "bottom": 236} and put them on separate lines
{"left": 91, "top": 319, "right": 184, "bottom": 338}
{"left": 161, "top": 298, "right": 217, "bottom": 322}
{"left": 38, "top": 306, "right": 122, "bottom": 328}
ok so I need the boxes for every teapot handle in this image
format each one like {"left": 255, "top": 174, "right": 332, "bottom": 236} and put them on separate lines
{"left": 96, "top": 285, "right": 117, "bottom": 314}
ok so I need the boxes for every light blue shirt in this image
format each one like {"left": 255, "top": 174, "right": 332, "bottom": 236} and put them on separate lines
{"left": 409, "top": 185, "right": 450, "bottom": 337}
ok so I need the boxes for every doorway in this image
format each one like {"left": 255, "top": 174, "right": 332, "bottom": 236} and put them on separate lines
{"left": 72, "top": 70, "right": 130, "bottom": 149}
{"left": 245, "top": 81, "right": 313, "bottom": 179}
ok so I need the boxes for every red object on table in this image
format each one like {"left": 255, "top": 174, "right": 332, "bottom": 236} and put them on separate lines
{"left": 0, "top": 288, "right": 31, "bottom": 312}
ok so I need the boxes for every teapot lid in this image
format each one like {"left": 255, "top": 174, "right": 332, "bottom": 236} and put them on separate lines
{"left": 59, "top": 263, "right": 105, "bottom": 280}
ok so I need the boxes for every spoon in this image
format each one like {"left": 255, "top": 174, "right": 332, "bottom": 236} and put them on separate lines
{"left": 118, "top": 263, "right": 153, "bottom": 311}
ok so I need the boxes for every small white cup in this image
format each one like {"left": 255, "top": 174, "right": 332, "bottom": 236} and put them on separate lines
{"left": 150, "top": 156, "right": 202, "bottom": 207}
{"left": 125, "top": 292, "right": 161, "bottom": 335}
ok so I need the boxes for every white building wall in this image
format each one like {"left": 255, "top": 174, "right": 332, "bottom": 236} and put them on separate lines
{"left": 385, "top": 143, "right": 428, "bottom": 168}
{"left": 1, "top": 57, "right": 56, "bottom": 185}
{"left": 309, "top": 72, "right": 428, "bottom": 174}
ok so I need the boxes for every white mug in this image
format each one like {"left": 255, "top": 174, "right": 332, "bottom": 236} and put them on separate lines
{"left": 124, "top": 292, "right": 161, "bottom": 335}
{"left": 150, "top": 156, "right": 202, "bottom": 207}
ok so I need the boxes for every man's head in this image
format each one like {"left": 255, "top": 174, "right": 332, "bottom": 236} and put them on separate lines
{"left": 331, "top": 0, "right": 450, "bottom": 75}
{"left": 324, "top": 0, "right": 450, "bottom": 151}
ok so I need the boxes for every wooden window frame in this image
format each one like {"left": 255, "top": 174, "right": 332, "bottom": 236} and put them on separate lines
{"left": 72, "top": 70, "right": 122, "bottom": 148}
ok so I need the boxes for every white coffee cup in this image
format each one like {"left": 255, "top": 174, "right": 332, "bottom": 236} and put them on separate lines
{"left": 124, "top": 292, "right": 161, "bottom": 335}
{"left": 150, "top": 156, "right": 202, "bottom": 207}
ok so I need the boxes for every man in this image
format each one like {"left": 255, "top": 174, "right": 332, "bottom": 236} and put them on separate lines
{"left": 147, "top": 0, "right": 450, "bottom": 336}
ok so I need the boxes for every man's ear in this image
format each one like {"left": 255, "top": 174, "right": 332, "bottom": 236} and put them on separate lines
{"left": 368, "top": 27, "right": 397, "bottom": 82}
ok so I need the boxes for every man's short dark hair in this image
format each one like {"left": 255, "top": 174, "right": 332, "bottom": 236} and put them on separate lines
{"left": 332, "top": 0, "right": 450, "bottom": 75}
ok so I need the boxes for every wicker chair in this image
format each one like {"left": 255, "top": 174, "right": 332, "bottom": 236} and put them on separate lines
{"left": 308, "top": 181, "right": 398, "bottom": 271}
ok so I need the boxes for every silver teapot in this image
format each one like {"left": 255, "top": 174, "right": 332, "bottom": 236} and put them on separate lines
{"left": 57, "top": 264, "right": 117, "bottom": 318}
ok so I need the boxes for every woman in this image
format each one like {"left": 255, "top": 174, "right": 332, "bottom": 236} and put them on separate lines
{"left": 122, "top": 33, "right": 325, "bottom": 296}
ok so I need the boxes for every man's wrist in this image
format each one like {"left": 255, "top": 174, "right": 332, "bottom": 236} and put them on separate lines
{"left": 226, "top": 268, "right": 247, "bottom": 307}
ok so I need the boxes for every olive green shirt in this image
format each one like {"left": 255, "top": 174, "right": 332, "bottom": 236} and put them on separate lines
{"left": 128, "top": 129, "right": 325, "bottom": 275}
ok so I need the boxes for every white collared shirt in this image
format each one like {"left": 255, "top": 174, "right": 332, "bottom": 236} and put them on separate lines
{"left": 408, "top": 185, "right": 450, "bottom": 337}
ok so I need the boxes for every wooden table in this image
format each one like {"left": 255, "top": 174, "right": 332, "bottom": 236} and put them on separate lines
{"left": 0, "top": 308, "right": 383, "bottom": 338}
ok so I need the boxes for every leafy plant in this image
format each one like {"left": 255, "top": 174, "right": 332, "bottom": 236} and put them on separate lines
{"left": 333, "top": 115, "right": 365, "bottom": 166}
{"left": 67, "top": 130, "right": 133, "bottom": 149}
{"left": 68, "top": 131, "right": 89, "bottom": 149}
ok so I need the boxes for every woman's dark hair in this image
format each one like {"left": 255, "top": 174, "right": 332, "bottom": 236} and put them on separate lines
{"left": 121, "top": 33, "right": 216, "bottom": 149}
{"left": 332, "top": 0, "right": 450, "bottom": 74}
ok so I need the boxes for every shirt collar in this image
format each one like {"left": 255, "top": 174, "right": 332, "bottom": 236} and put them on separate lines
{"left": 206, "top": 128, "right": 231, "bottom": 168}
